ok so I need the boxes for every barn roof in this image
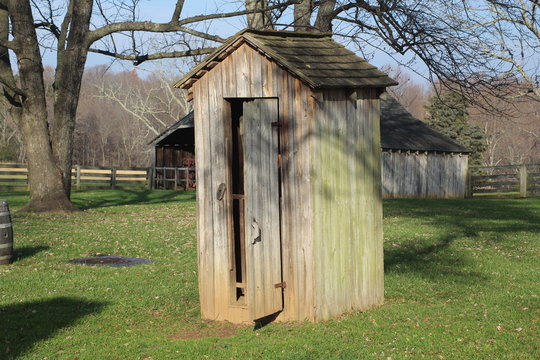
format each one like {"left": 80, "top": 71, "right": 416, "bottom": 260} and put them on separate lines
{"left": 380, "top": 95, "right": 470, "bottom": 153}
{"left": 149, "top": 111, "right": 194, "bottom": 146}
{"left": 174, "top": 29, "right": 397, "bottom": 90}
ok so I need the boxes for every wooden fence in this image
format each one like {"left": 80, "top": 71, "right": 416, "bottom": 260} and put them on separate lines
{"left": 152, "top": 166, "right": 196, "bottom": 190}
{"left": 469, "top": 164, "right": 540, "bottom": 198}
{"left": 0, "top": 163, "right": 149, "bottom": 190}
{"left": 3, "top": 162, "right": 539, "bottom": 198}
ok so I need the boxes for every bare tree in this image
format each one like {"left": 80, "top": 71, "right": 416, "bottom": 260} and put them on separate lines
{"left": 470, "top": 92, "right": 540, "bottom": 165}
{"left": 93, "top": 66, "right": 190, "bottom": 137}
{"left": 464, "top": 0, "right": 539, "bottom": 100}
{"left": 0, "top": 0, "right": 536, "bottom": 211}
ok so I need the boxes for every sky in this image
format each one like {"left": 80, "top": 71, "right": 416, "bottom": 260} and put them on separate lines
{"left": 37, "top": 0, "right": 428, "bottom": 85}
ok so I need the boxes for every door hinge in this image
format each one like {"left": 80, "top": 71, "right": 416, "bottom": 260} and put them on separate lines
{"left": 271, "top": 121, "right": 283, "bottom": 127}
{"left": 274, "top": 282, "right": 286, "bottom": 289}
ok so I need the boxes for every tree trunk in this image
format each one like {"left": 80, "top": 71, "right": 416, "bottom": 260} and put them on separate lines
{"left": 294, "top": 0, "right": 313, "bottom": 31}
{"left": 7, "top": 0, "right": 75, "bottom": 212}
{"left": 314, "top": 0, "right": 336, "bottom": 32}
{"left": 52, "top": 0, "right": 93, "bottom": 198}
{"left": 18, "top": 110, "right": 76, "bottom": 212}
{"left": 246, "top": 0, "right": 271, "bottom": 29}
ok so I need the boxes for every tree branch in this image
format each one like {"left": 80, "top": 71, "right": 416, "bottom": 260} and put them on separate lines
{"left": 88, "top": 47, "right": 216, "bottom": 65}
{"left": 0, "top": 75, "right": 27, "bottom": 99}
{"left": 86, "top": 1, "right": 299, "bottom": 46}
{"left": 171, "top": 0, "right": 185, "bottom": 23}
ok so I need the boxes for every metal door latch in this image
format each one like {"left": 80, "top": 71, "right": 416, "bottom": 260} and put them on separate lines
{"left": 251, "top": 218, "right": 261, "bottom": 244}
{"left": 216, "top": 183, "right": 226, "bottom": 201}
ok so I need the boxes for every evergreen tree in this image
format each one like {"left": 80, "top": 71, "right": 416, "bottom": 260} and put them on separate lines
{"left": 425, "top": 91, "right": 487, "bottom": 166}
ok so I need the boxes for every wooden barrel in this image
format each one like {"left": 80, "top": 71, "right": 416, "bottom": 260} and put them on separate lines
{"left": 0, "top": 200, "right": 13, "bottom": 265}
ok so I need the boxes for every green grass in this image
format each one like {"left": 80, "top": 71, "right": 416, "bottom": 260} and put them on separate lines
{"left": 0, "top": 190, "right": 538, "bottom": 359}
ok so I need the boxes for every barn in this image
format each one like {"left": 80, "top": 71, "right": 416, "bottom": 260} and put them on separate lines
{"left": 174, "top": 29, "right": 396, "bottom": 323}
{"left": 380, "top": 95, "right": 470, "bottom": 198}
{"left": 149, "top": 112, "right": 195, "bottom": 190}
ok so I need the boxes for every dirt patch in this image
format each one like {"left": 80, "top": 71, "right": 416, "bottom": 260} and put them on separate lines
{"left": 69, "top": 255, "right": 153, "bottom": 267}
{"left": 169, "top": 321, "right": 248, "bottom": 340}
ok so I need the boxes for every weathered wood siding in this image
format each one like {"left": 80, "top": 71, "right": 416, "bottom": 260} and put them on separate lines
{"left": 381, "top": 151, "right": 468, "bottom": 198}
{"left": 193, "top": 43, "right": 314, "bottom": 322}
{"left": 311, "top": 89, "right": 384, "bottom": 321}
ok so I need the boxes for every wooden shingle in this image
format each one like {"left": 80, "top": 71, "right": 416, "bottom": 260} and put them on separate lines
{"left": 175, "top": 29, "right": 397, "bottom": 90}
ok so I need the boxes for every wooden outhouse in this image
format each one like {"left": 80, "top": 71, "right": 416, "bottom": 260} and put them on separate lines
{"left": 175, "top": 29, "right": 397, "bottom": 323}
{"left": 380, "top": 95, "right": 470, "bottom": 198}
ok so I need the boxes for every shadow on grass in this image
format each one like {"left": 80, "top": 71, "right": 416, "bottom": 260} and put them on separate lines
{"left": 0, "top": 297, "right": 106, "bottom": 359}
{"left": 383, "top": 198, "right": 540, "bottom": 281}
{"left": 71, "top": 189, "right": 195, "bottom": 210}
{"left": 13, "top": 246, "right": 50, "bottom": 262}
{"left": 0, "top": 189, "right": 196, "bottom": 211}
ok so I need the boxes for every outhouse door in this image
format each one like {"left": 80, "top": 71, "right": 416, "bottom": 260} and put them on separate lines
{"left": 240, "top": 98, "right": 283, "bottom": 320}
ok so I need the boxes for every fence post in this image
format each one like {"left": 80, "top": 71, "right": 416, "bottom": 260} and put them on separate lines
{"left": 75, "top": 165, "right": 81, "bottom": 190}
{"left": 111, "top": 167, "right": 117, "bottom": 189}
{"left": 466, "top": 167, "right": 473, "bottom": 198}
{"left": 174, "top": 167, "right": 178, "bottom": 190}
{"left": 147, "top": 167, "right": 154, "bottom": 189}
{"left": 519, "top": 164, "right": 528, "bottom": 198}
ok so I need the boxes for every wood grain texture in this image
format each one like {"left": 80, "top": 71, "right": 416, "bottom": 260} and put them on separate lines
{"left": 381, "top": 151, "right": 468, "bottom": 198}
{"left": 243, "top": 99, "right": 282, "bottom": 320}
{"left": 311, "top": 88, "right": 384, "bottom": 321}
{"left": 193, "top": 77, "right": 215, "bottom": 320}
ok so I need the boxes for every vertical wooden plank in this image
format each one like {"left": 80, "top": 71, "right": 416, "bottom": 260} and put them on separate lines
{"left": 206, "top": 67, "right": 231, "bottom": 320}
{"left": 520, "top": 164, "right": 528, "bottom": 198}
{"left": 193, "top": 78, "right": 216, "bottom": 320}
{"left": 250, "top": 46, "right": 263, "bottom": 98}
{"left": 110, "top": 168, "right": 116, "bottom": 189}
{"left": 419, "top": 153, "right": 428, "bottom": 197}
{"left": 293, "top": 78, "right": 314, "bottom": 320}
{"left": 262, "top": 54, "right": 272, "bottom": 98}
{"left": 277, "top": 66, "right": 296, "bottom": 320}
{"left": 303, "top": 86, "right": 315, "bottom": 320}
{"left": 465, "top": 157, "right": 472, "bottom": 198}
{"left": 370, "top": 90, "right": 384, "bottom": 306}
{"left": 221, "top": 55, "right": 234, "bottom": 98}
{"left": 243, "top": 98, "right": 282, "bottom": 320}
{"left": 236, "top": 44, "right": 251, "bottom": 98}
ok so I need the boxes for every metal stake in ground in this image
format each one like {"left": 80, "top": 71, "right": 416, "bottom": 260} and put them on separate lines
{"left": 0, "top": 200, "right": 13, "bottom": 265}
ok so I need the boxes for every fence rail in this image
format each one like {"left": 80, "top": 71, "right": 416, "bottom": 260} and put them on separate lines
{"left": 469, "top": 164, "right": 540, "bottom": 198}
{"left": 0, "top": 163, "right": 150, "bottom": 190}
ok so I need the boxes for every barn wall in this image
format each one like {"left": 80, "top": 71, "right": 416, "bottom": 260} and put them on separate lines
{"left": 311, "top": 88, "right": 384, "bottom": 321}
{"left": 381, "top": 151, "right": 468, "bottom": 198}
{"left": 193, "top": 43, "right": 315, "bottom": 322}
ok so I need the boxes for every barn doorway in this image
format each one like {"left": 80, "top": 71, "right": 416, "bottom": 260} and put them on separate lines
{"left": 226, "top": 98, "right": 284, "bottom": 320}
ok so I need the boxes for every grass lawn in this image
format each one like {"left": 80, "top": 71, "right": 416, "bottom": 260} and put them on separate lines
{"left": 0, "top": 190, "right": 538, "bottom": 359}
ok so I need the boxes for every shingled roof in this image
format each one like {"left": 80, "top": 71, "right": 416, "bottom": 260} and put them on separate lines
{"left": 380, "top": 96, "right": 470, "bottom": 153}
{"left": 174, "top": 29, "right": 397, "bottom": 90}
{"left": 149, "top": 112, "right": 194, "bottom": 146}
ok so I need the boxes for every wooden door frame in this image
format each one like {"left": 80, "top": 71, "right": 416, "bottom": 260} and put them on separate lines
{"left": 223, "top": 97, "right": 284, "bottom": 319}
